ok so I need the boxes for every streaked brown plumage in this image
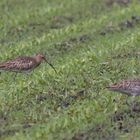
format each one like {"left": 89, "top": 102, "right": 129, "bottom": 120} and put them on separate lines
{"left": 0, "top": 54, "right": 57, "bottom": 74}
{"left": 107, "top": 80, "right": 140, "bottom": 96}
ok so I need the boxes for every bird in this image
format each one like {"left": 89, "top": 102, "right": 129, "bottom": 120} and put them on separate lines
{"left": 0, "top": 54, "right": 57, "bottom": 76}
{"left": 106, "top": 79, "right": 140, "bottom": 109}
{"left": 106, "top": 80, "right": 140, "bottom": 97}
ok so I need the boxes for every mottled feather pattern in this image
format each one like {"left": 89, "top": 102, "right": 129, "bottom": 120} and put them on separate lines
{"left": 0, "top": 57, "right": 38, "bottom": 72}
{"left": 0, "top": 54, "right": 56, "bottom": 74}
{"left": 111, "top": 80, "right": 140, "bottom": 90}
{"left": 107, "top": 80, "right": 140, "bottom": 96}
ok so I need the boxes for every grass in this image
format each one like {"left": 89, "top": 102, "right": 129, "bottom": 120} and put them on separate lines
{"left": 0, "top": 0, "right": 140, "bottom": 139}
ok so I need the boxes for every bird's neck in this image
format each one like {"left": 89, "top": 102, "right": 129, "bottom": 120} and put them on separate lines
{"left": 34, "top": 57, "right": 42, "bottom": 66}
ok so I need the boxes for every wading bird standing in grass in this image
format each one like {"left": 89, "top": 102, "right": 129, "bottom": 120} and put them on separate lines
{"left": 107, "top": 80, "right": 140, "bottom": 96}
{"left": 0, "top": 54, "right": 57, "bottom": 78}
{"left": 107, "top": 80, "right": 140, "bottom": 108}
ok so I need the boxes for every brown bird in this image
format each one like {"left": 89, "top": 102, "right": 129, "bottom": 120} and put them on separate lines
{"left": 106, "top": 80, "right": 140, "bottom": 97}
{"left": 0, "top": 54, "right": 57, "bottom": 75}
{"left": 107, "top": 80, "right": 140, "bottom": 109}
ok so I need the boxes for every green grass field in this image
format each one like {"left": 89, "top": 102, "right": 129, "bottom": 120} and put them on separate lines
{"left": 0, "top": 0, "right": 140, "bottom": 139}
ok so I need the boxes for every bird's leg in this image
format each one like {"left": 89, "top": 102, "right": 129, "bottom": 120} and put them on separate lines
{"left": 13, "top": 73, "right": 17, "bottom": 81}
{"left": 23, "top": 70, "right": 33, "bottom": 80}
{"left": 0, "top": 72, "right": 1, "bottom": 80}
{"left": 125, "top": 96, "right": 130, "bottom": 106}
{"left": 131, "top": 95, "right": 136, "bottom": 111}
{"left": 23, "top": 72, "right": 34, "bottom": 92}
{"left": 24, "top": 73, "right": 29, "bottom": 80}
{"left": 126, "top": 95, "right": 135, "bottom": 105}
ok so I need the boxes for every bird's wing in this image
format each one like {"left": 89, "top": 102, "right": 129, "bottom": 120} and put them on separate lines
{"left": 0, "top": 57, "right": 35, "bottom": 71}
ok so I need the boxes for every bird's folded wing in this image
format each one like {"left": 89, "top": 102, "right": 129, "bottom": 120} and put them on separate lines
{"left": 0, "top": 58, "right": 34, "bottom": 71}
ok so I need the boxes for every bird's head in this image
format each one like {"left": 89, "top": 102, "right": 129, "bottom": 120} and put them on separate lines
{"left": 35, "top": 54, "right": 57, "bottom": 73}
{"left": 36, "top": 54, "right": 47, "bottom": 62}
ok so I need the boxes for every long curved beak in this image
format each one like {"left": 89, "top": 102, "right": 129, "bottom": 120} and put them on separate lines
{"left": 44, "top": 58, "right": 57, "bottom": 73}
